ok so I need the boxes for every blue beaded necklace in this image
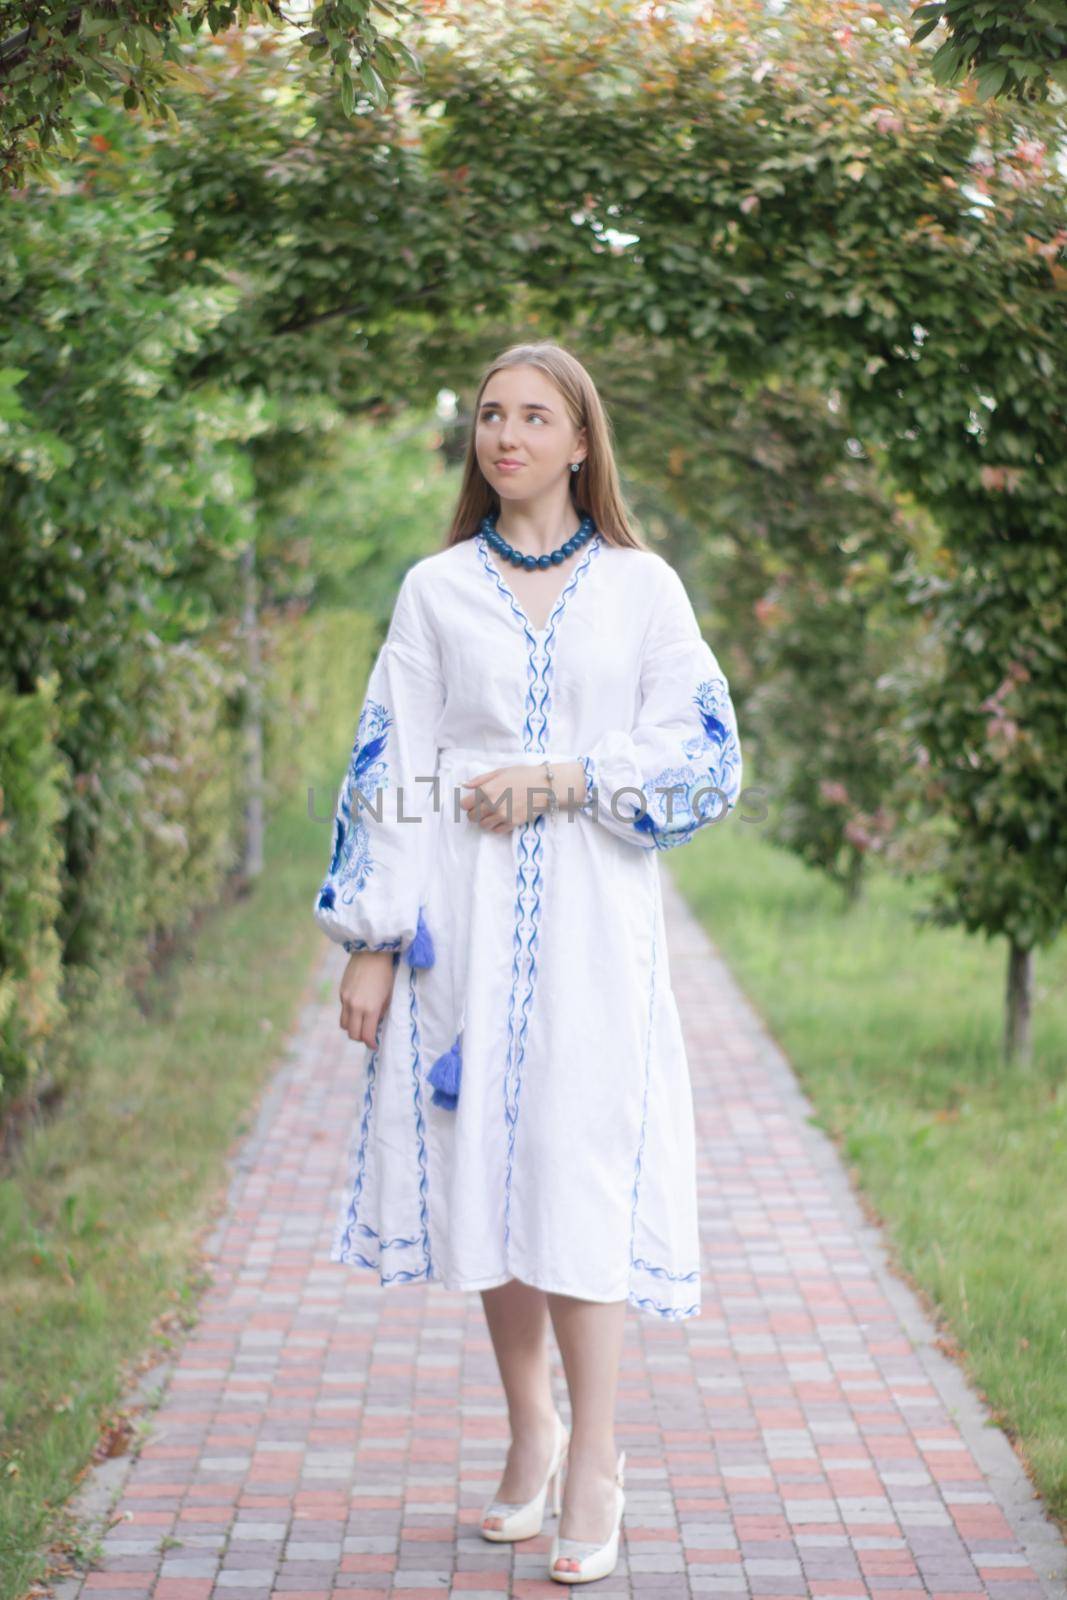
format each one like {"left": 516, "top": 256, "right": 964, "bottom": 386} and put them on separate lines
{"left": 480, "top": 509, "right": 596, "bottom": 569}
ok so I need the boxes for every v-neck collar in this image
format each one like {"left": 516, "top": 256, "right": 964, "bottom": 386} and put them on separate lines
{"left": 474, "top": 527, "right": 603, "bottom": 638}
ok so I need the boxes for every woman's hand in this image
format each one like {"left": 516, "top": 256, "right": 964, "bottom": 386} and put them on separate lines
{"left": 339, "top": 949, "right": 398, "bottom": 1047}
{"left": 459, "top": 760, "right": 587, "bottom": 832}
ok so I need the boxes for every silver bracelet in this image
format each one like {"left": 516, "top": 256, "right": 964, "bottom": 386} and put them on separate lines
{"left": 543, "top": 758, "right": 560, "bottom": 817}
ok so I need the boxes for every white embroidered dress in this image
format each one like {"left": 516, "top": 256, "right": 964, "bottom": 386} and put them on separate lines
{"left": 314, "top": 524, "right": 742, "bottom": 1320}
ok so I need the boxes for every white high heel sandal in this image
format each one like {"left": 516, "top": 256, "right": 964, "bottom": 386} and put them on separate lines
{"left": 480, "top": 1411, "right": 569, "bottom": 1542}
{"left": 548, "top": 1447, "right": 626, "bottom": 1584}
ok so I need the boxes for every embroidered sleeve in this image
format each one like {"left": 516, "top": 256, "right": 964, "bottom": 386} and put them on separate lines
{"left": 575, "top": 753, "right": 597, "bottom": 814}
{"left": 576, "top": 561, "right": 742, "bottom": 850}
{"left": 313, "top": 566, "right": 445, "bottom": 957}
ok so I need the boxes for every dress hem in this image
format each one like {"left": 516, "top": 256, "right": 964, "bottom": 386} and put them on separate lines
{"left": 328, "top": 1247, "right": 702, "bottom": 1321}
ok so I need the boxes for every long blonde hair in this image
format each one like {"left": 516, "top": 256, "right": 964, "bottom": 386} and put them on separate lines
{"left": 443, "top": 342, "right": 646, "bottom": 550}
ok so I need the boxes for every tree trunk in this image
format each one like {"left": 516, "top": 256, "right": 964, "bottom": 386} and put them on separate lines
{"left": 843, "top": 848, "right": 865, "bottom": 909}
{"left": 1003, "top": 939, "right": 1032, "bottom": 1068}
{"left": 241, "top": 539, "right": 264, "bottom": 883}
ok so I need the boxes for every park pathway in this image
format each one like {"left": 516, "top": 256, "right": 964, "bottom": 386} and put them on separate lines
{"left": 53, "top": 876, "right": 1067, "bottom": 1600}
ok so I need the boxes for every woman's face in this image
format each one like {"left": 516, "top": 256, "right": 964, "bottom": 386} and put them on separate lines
{"left": 475, "top": 364, "right": 587, "bottom": 507}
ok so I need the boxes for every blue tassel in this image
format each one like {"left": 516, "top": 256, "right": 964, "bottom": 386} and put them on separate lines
{"left": 428, "top": 1033, "right": 462, "bottom": 1111}
{"left": 405, "top": 904, "right": 435, "bottom": 969}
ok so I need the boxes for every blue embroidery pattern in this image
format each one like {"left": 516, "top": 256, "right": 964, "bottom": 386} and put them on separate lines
{"left": 332, "top": 964, "right": 433, "bottom": 1283}
{"left": 576, "top": 753, "right": 597, "bottom": 813}
{"left": 627, "top": 892, "right": 701, "bottom": 1319}
{"left": 316, "top": 697, "right": 393, "bottom": 916}
{"left": 474, "top": 533, "right": 603, "bottom": 1257}
{"left": 633, "top": 675, "right": 742, "bottom": 850}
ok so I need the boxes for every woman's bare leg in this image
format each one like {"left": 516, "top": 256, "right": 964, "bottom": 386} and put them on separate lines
{"left": 546, "top": 1292, "right": 627, "bottom": 1573}
{"left": 479, "top": 1277, "right": 562, "bottom": 1529}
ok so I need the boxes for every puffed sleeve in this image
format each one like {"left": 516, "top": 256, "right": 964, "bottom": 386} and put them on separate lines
{"left": 574, "top": 560, "right": 742, "bottom": 850}
{"left": 313, "top": 564, "right": 444, "bottom": 962}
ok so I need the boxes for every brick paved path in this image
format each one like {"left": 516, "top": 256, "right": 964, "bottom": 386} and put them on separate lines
{"left": 53, "top": 877, "right": 1067, "bottom": 1600}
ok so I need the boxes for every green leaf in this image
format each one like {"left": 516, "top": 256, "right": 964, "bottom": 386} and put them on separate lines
{"left": 358, "top": 60, "right": 387, "bottom": 98}
{"left": 975, "top": 62, "right": 1010, "bottom": 98}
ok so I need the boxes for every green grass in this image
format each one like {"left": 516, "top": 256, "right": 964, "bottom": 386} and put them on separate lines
{"left": 673, "top": 815, "right": 1067, "bottom": 1527}
{"left": 0, "top": 797, "right": 337, "bottom": 1597}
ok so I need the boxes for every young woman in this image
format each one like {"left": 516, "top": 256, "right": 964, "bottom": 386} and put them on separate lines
{"left": 314, "top": 340, "right": 742, "bottom": 1583}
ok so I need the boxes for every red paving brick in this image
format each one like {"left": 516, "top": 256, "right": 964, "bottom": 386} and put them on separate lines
{"left": 47, "top": 879, "right": 1065, "bottom": 1599}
